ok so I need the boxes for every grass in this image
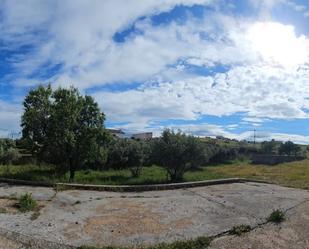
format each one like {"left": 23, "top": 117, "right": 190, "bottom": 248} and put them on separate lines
{"left": 78, "top": 236, "right": 211, "bottom": 249}
{"left": 229, "top": 224, "right": 251, "bottom": 236}
{"left": 267, "top": 209, "right": 285, "bottom": 223}
{"left": 1, "top": 159, "right": 309, "bottom": 189}
{"left": 207, "top": 159, "right": 309, "bottom": 189}
{"left": 17, "top": 193, "right": 37, "bottom": 212}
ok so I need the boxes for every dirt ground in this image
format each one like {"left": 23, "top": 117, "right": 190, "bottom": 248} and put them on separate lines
{"left": 0, "top": 182, "right": 308, "bottom": 248}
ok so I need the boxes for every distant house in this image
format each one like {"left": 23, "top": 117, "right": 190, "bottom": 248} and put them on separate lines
{"left": 131, "top": 132, "right": 153, "bottom": 140}
{"left": 107, "top": 129, "right": 126, "bottom": 138}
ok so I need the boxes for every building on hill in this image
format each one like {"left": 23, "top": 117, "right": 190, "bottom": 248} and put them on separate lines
{"left": 131, "top": 132, "right": 153, "bottom": 140}
{"left": 107, "top": 129, "right": 126, "bottom": 138}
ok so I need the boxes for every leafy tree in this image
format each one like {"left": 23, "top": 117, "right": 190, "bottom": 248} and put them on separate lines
{"left": 261, "top": 139, "right": 276, "bottom": 154}
{"left": 21, "top": 85, "right": 109, "bottom": 181}
{"left": 0, "top": 139, "right": 20, "bottom": 165}
{"left": 152, "top": 129, "right": 206, "bottom": 182}
{"left": 279, "top": 141, "right": 300, "bottom": 156}
{"left": 107, "top": 139, "right": 148, "bottom": 177}
{"left": 1, "top": 147, "right": 21, "bottom": 165}
{"left": 21, "top": 85, "right": 52, "bottom": 161}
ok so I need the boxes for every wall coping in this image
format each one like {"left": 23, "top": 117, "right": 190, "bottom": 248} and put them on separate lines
{"left": 0, "top": 177, "right": 272, "bottom": 192}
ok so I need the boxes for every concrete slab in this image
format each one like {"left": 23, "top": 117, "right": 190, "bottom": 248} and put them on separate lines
{"left": 210, "top": 200, "right": 309, "bottom": 249}
{"left": 0, "top": 182, "right": 308, "bottom": 248}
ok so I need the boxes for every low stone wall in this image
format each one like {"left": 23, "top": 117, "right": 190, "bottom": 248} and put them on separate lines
{"left": 251, "top": 154, "right": 305, "bottom": 165}
{"left": 0, "top": 177, "right": 272, "bottom": 192}
{"left": 0, "top": 178, "right": 54, "bottom": 187}
{"left": 56, "top": 178, "right": 271, "bottom": 192}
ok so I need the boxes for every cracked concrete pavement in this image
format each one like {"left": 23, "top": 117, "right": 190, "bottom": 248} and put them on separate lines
{"left": 0, "top": 182, "right": 309, "bottom": 248}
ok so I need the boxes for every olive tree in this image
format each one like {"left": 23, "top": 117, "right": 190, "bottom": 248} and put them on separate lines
{"left": 152, "top": 129, "right": 206, "bottom": 182}
{"left": 107, "top": 139, "right": 149, "bottom": 177}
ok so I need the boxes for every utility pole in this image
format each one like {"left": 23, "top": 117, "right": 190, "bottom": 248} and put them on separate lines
{"left": 253, "top": 129, "right": 256, "bottom": 144}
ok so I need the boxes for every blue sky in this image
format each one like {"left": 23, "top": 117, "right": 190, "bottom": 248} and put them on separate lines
{"left": 1, "top": 0, "right": 309, "bottom": 143}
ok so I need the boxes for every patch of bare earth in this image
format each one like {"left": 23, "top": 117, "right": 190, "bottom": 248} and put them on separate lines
{"left": 83, "top": 200, "right": 193, "bottom": 241}
{"left": 210, "top": 201, "right": 309, "bottom": 249}
{"left": 0, "top": 199, "right": 19, "bottom": 214}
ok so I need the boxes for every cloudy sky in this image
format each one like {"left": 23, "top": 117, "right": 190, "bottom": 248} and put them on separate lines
{"left": 1, "top": 0, "right": 309, "bottom": 143}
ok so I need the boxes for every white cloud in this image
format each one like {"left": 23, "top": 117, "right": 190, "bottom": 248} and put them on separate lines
{"left": 93, "top": 63, "right": 309, "bottom": 128}
{"left": 1, "top": 0, "right": 309, "bottom": 143}
{"left": 0, "top": 0, "right": 216, "bottom": 87}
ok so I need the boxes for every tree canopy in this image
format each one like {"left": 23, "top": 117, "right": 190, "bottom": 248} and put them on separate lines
{"left": 152, "top": 129, "right": 206, "bottom": 182}
{"left": 21, "top": 85, "right": 110, "bottom": 180}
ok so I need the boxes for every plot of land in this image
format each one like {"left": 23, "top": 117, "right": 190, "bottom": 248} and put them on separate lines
{"left": 0, "top": 182, "right": 309, "bottom": 248}
{"left": 2, "top": 160, "right": 309, "bottom": 189}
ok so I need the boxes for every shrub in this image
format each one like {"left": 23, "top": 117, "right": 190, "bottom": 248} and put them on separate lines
{"left": 267, "top": 209, "right": 285, "bottom": 223}
{"left": 18, "top": 193, "right": 37, "bottom": 212}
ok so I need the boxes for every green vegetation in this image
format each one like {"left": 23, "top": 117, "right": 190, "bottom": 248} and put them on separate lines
{"left": 78, "top": 236, "right": 210, "bottom": 249}
{"left": 21, "top": 85, "right": 110, "bottom": 181}
{"left": 152, "top": 129, "right": 207, "bottom": 182}
{"left": 107, "top": 139, "right": 151, "bottom": 177}
{"left": 0, "top": 85, "right": 308, "bottom": 189}
{"left": 229, "top": 224, "right": 251, "bottom": 236}
{"left": 0, "top": 139, "right": 21, "bottom": 166}
{"left": 1, "top": 159, "right": 309, "bottom": 189}
{"left": 17, "top": 193, "right": 37, "bottom": 212}
{"left": 207, "top": 159, "right": 309, "bottom": 189}
{"left": 267, "top": 209, "right": 285, "bottom": 223}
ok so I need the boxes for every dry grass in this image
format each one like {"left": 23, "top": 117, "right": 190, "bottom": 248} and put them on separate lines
{"left": 208, "top": 159, "right": 309, "bottom": 189}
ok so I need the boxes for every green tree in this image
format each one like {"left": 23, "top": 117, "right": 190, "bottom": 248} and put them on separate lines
{"left": 21, "top": 85, "right": 52, "bottom": 161}
{"left": 21, "top": 85, "right": 109, "bottom": 181}
{"left": 0, "top": 139, "right": 20, "bottom": 165}
{"left": 107, "top": 139, "right": 148, "bottom": 177}
{"left": 152, "top": 129, "right": 206, "bottom": 182}
{"left": 279, "top": 141, "right": 300, "bottom": 156}
{"left": 261, "top": 139, "right": 276, "bottom": 154}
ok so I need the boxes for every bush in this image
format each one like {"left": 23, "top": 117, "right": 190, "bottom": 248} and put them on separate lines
{"left": 18, "top": 193, "right": 37, "bottom": 212}
{"left": 267, "top": 209, "right": 285, "bottom": 223}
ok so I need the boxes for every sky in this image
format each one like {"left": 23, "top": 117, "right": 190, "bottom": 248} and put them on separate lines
{"left": 1, "top": 0, "right": 309, "bottom": 143}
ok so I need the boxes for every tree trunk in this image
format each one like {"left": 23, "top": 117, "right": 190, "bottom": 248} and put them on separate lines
{"left": 69, "top": 158, "right": 75, "bottom": 182}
